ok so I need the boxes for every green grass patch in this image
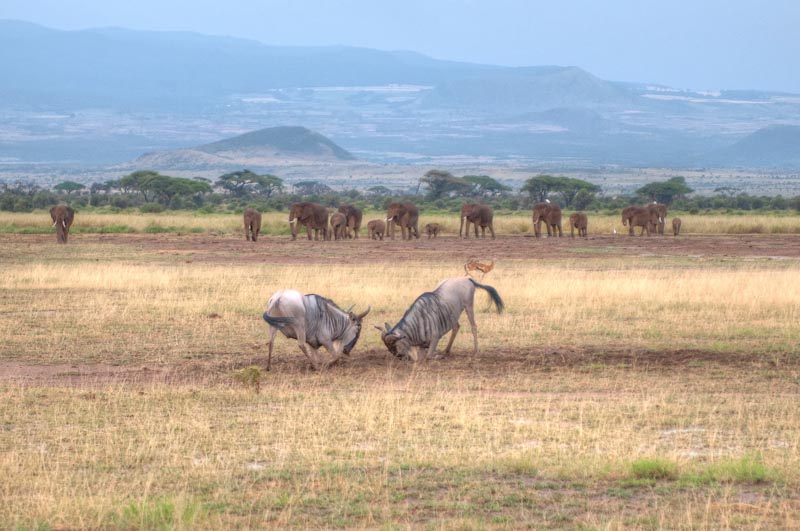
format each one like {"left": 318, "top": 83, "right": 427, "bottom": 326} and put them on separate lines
{"left": 631, "top": 458, "right": 678, "bottom": 480}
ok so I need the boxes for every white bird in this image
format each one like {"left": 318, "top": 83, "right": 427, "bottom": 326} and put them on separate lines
{"left": 545, "top": 199, "right": 551, "bottom": 203}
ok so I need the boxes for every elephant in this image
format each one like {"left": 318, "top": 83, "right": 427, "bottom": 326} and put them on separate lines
{"left": 647, "top": 202, "right": 668, "bottom": 235}
{"left": 367, "top": 219, "right": 385, "bottom": 240}
{"left": 460, "top": 203, "right": 495, "bottom": 239}
{"left": 532, "top": 202, "right": 562, "bottom": 237}
{"left": 50, "top": 205, "right": 75, "bottom": 244}
{"left": 243, "top": 208, "right": 262, "bottom": 241}
{"left": 289, "top": 202, "right": 329, "bottom": 241}
{"left": 620, "top": 206, "right": 640, "bottom": 236}
{"left": 338, "top": 205, "right": 362, "bottom": 239}
{"left": 329, "top": 212, "right": 347, "bottom": 240}
{"left": 672, "top": 217, "right": 682, "bottom": 236}
{"left": 424, "top": 223, "right": 440, "bottom": 239}
{"left": 569, "top": 212, "right": 588, "bottom": 238}
{"left": 386, "top": 201, "right": 420, "bottom": 240}
{"left": 628, "top": 207, "right": 660, "bottom": 236}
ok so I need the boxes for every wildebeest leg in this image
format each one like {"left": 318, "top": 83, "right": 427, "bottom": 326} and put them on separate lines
{"left": 465, "top": 304, "right": 479, "bottom": 353}
{"left": 443, "top": 322, "right": 460, "bottom": 356}
{"left": 266, "top": 326, "right": 279, "bottom": 371}
{"left": 425, "top": 335, "right": 442, "bottom": 361}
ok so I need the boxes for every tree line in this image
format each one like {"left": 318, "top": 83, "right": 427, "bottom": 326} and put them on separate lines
{"left": 2, "top": 168, "right": 800, "bottom": 214}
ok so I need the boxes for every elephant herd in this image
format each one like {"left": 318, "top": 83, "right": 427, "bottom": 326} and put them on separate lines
{"left": 44, "top": 200, "right": 683, "bottom": 244}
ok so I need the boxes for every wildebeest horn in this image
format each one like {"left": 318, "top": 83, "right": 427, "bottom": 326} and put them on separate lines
{"left": 384, "top": 322, "right": 392, "bottom": 332}
{"left": 356, "top": 306, "right": 371, "bottom": 320}
{"left": 373, "top": 325, "right": 385, "bottom": 332}
{"left": 345, "top": 304, "right": 354, "bottom": 313}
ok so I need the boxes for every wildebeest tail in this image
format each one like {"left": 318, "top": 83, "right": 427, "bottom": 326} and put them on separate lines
{"left": 468, "top": 279, "right": 504, "bottom": 313}
{"left": 262, "top": 313, "right": 295, "bottom": 329}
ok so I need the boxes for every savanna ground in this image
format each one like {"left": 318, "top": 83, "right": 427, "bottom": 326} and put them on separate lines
{"left": 1, "top": 211, "right": 800, "bottom": 530}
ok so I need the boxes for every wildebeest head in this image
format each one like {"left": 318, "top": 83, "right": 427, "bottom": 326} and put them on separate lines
{"left": 342, "top": 306, "right": 371, "bottom": 354}
{"left": 376, "top": 322, "right": 409, "bottom": 358}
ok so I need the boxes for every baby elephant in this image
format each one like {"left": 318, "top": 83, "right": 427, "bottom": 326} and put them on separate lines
{"left": 569, "top": 212, "right": 588, "bottom": 238}
{"left": 367, "top": 219, "right": 385, "bottom": 240}
{"left": 672, "top": 217, "right": 682, "bottom": 236}
{"left": 424, "top": 223, "right": 440, "bottom": 239}
{"left": 329, "top": 212, "right": 347, "bottom": 240}
{"left": 243, "top": 208, "right": 261, "bottom": 241}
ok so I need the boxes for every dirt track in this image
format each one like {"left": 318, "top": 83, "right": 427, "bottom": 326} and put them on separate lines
{"left": 5, "top": 232, "right": 800, "bottom": 265}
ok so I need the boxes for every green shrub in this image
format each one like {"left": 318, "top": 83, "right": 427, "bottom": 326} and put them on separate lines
{"left": 140, "top": 202, "right": 165, "bottom": 213}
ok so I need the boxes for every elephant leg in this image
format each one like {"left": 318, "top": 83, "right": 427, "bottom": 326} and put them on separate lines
{"left": 306, "top": 224, "right": 313, "bottom": 240}
{"left": 473, "top": 223, "right": 479, "bottom": 238}
{"left": 489, "top": 224, "right": 495, "bottom": 239}
{"left": 557, "top": 223, "right": 562, "bottom": 237}
{"left": 465, "top": 303, "right": 479, "bottom": 354}
{"left": 443, "top": 322, "right": 460, "bottom": 355}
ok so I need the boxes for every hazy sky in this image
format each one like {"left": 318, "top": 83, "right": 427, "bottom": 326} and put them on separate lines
{"left": 4, "top": 0, "right": 799, "bottom": 92}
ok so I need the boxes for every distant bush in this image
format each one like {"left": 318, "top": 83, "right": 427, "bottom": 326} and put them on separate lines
{"left": 140, "top": 203, "right": 165, "bottom": 213}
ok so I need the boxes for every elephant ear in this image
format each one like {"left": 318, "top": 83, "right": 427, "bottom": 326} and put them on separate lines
{"left": 50, "top": 207, "right": 57, "bottom": 221}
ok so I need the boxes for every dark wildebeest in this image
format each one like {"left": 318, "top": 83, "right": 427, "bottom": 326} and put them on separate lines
{"left": 460, "top": 203, "right": 495, "bottom": 239}
{"left": 424, "top": 223, "right": 440, "bottom": 239}
{"left": 569, "top": 212, "right": 588, "bottom": 238}
{"left": 338, "top": 205, "right": 362, "bottom": 239}
{"left": 532, "top": 201, "right": 562, "bottom": 237}
{"left": 289, "top": 202, "right": 329, "bottom": 241}
{"left": 243, "top": 208, "right": 262, "bottom": 241}
{"left": 50, "top": 205, "right": 75, "bottom": 244}
{"left": 378, "top": 277, "right": 504, "bottom": 362}
{"left": 386, "top": 201, "right": 420, "bottom": 240}
{"left": 263, "top": 290, "right": 370, "bottom": 370}
{"left": 367, "top": 219, "right": 385, "bottom": 240}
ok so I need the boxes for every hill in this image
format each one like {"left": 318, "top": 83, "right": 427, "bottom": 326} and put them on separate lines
{"left": 126, "top": 126, "right": 355, "bottom": 170}
{"left": 710, "top": 125, "right": 800, "bottom": 167}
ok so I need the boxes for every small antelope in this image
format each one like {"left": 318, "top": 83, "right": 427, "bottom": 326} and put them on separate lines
{"left": 464, "top": 258, "right": 495, "bottom": 280}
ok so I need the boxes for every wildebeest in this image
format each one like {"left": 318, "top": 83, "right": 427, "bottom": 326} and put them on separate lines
{"left": 424, "top": 223, "right": 440, "bottom": 239}
{"left": 50, "top": 205, "right": 75, "bottom": 244}
{"left": 338, "top": 205, "right": 362, "bottom": 239}
{"left": 263, "top": 290, "right": 370, "bottom": 370}
{"left": 243, "top": 208, "right": 261, "bottom": 241}
{"left": 569, "top": 212, "right": 588, "bottom": 238}
{"left": 367, "top": 219, "right": 385, "bottom": 240}
{"left": 378, "top": 277, "right": 504, "bottom": 361}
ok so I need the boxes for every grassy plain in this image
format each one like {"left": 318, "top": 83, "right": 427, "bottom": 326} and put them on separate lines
{"left": 1, "top": 229, "right": 799, "bottom": 529}
{"left": 3, "top": 209, "right": 800, "bottom": 237}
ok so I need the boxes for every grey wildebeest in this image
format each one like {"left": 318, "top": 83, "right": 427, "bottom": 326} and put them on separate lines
{"left": 378, "top": 277, "right": 504, "bottom": 362}
{"left": 262, "top": 290, "right": 370, "bottom": 370}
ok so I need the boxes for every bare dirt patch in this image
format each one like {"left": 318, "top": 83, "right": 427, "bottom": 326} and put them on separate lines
{"left": 4, "top": 232, "right": 800, "bottom": 265}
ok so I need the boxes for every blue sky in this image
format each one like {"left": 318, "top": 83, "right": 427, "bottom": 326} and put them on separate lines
{"left": 3, "top": 0, "right": 799, "bottom": 92}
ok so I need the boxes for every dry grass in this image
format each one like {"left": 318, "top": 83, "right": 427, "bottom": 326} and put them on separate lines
{"left": 1, "top": 237, "right": 799, "bottom": 528}
{"left": 3, "top": 209, "right": 800, "bottom": 237}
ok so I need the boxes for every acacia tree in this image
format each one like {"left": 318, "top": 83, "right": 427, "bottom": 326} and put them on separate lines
{"left": 293, "top": 181, "right": 333, "bottom": 196}
{"left": 115, "top": 170, "right": 211, "bottom": 205}
{"left": 216, "top": 170, "right": 283, "bottom": 198}
{"left": 54, "top": 181, "right": 86, "bottom": 195}
{"left": 462, "top": 175, "right": 511, "bottom": 197}
{"left": 420, "top": 169, "right": 472, "bottom": 200}
{"left": 637, "top": 177, "right": 693, "bottom": 205}
{"left": 521, "top": 175, "right": 599, "bottom": 207}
